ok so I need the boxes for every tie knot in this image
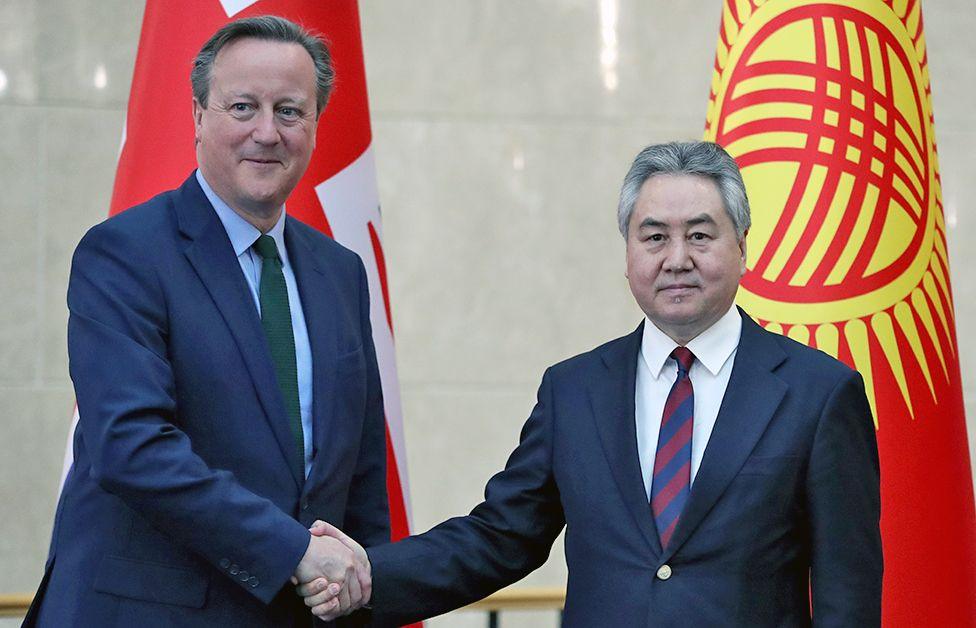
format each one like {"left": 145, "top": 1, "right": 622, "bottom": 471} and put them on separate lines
{"left": 253, "top": 234, "right": 280, "bottom": 261}
{"left": 671, "top": 347, "right": 695, "bottom": 376}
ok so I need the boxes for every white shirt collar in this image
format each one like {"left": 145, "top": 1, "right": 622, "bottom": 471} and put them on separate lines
{"left": 195, "top": 169, "right": 288, "bottom": 258}
{"left": 639, "top": 304, "right": 742, "bottom": 378}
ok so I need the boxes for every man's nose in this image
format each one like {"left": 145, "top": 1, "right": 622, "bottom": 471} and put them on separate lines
{"left": 250, "top": 110, "right": 281, "bottom": 145}
{"left": 662, "top": 240, "right": 693, "bottom": 271}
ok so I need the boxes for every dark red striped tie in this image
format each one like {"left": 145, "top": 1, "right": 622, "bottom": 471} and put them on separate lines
{"left": 651, "top": 347, "right": 695, "bottom": 548}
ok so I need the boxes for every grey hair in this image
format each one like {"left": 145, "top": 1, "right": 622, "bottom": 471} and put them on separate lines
{"left": 191, "top": 15, "right": 334, "bottom": 115}
{"left": 617, "top": 141, "right": 751, "bottom": 238}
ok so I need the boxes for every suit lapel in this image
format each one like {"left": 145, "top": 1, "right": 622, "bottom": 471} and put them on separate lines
{"left": 284, "top": 221, "right": 343, "bottom": 495}
{"left": 662, "top": 312, "right": 788, "bottom": 559}
{"left": 174, "top": 176, "right": 303, "bottom": 489}
{"left": 590, "top": 322, "right": 663, "bottom": 557}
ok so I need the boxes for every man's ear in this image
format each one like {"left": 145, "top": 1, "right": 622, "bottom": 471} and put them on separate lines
{"left": 623, "top": 232, "right": 633, "bottom": 280}
{"left": 192, "top": 99, "right": 204, "bottom": 143}
{"left": 738, "top": 229, "right": 749, "bottom": 276}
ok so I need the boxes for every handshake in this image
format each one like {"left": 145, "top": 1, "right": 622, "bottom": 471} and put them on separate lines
{"left": 291, "top": 521, "right": 371, "bottom": 620}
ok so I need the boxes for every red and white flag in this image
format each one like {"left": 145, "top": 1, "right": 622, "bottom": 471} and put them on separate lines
{"left": 61, "top": 0, "right": 414, "bottom": 546}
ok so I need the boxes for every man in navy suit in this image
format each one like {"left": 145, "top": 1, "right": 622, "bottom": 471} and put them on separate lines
{"left": 27, "top": 15, "right": 382, "bottom": 627}
{"left": 304, "top": 141, "right": 882, "bottom": 626}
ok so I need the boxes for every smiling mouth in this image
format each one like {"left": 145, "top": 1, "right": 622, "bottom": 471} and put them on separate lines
{"left": 659, "top": 285, "right": 698, "bottom": 292}
{"left": 243, "top": 158, "right": 281, "bottom": 165}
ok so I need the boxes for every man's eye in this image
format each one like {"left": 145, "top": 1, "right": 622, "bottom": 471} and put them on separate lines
{"left": 647, "top": 234, "right": 665, "bottom": 242}
{"left": 278, "top": 107, "right": 300, "bottom": 119}
{"left": 691, "top": 232, "right": 710, "bottom": 240}
{"left": 231, "top": 103, "right": 252, "bottom": 113}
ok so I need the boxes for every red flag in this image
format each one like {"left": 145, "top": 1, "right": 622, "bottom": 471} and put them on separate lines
{"left": 63, "top": 0, "right": 414, "bottom": 552}
{"left": 704, "top": 1, "right": 976, "bottom": 624}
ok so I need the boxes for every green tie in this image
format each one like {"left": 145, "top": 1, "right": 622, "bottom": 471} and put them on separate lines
{"left": 253, "top": 234, "right": 304, "bottom": 479}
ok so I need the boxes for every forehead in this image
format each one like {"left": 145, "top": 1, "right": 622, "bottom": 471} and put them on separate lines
{"left": 634, "top": 174, "right": 726, "bottom": 220}
{"left": 211, "top": 37, "right": 316, "bottom": 86}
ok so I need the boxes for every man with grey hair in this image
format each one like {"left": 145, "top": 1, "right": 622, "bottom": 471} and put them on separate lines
{"left": 27, "top": 15, "right": 382, "bottom": 627}
{"left": 309, "top": 141, "right": 882, "bottom": 626}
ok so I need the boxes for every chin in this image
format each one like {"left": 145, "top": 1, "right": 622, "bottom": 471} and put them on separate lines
{"left": 242, "top": 186, "right": 284, "bottom": 204}
{"left": 655, "top": 301, "right": 700, "bottom": 319}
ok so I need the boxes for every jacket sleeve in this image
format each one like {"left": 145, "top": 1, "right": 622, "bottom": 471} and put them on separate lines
{"left": 806, "top": 371, "right": 883, "bottom": 626}
{"left": 67, "top": 223, "right": 310, "bottom": 604}
{"left": 341, "top": 258, "right": 392, "bottom": 548}
{"left": 364, "top": 368, "right": 566, "bottom": 626}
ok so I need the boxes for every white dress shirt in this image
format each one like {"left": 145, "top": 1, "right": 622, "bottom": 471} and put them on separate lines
{"left": 196, "top": 170, "right": 315, "bottom": 478}
{"left": 635, "top": 304, "right": 742, "bottom": 500}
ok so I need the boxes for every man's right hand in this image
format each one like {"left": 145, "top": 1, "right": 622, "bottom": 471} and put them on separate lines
{"left": 293, "top": 521, "right": 372, "bottom": 620}
{"left": 293, "top": 532, "right": 363, "bottom": 620}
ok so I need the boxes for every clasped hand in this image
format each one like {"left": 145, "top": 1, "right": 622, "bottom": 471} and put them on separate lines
{"left": 292, "top": 520, "right": 371, "bottom": 620}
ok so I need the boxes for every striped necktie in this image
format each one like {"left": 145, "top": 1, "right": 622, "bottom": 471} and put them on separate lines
{"left": 651, "top": 347, "right": 695, "bottom": 548}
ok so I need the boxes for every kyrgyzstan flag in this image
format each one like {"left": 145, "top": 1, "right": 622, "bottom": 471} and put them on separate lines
{"left": 62, "top": 0, "right": 415, "bottom": 549}
{"left": 704, "top": 0, "right": 976, "bottom": 624}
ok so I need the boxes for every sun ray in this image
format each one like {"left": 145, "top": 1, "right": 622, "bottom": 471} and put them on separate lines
{"left": 933, "top": 231, "right": 950, "bottom": 270}
{"left": 815, "top": 323, "right": 839, "bottom": 360}
{"left": 929, "top": 253, "right": 952, "bottom": 309}
{"left": 922, "top": 264, "right": 956, "bottom": 338}
{"left": 844, "top": 319, "right": 878, "bottom": 427}
{"left": 934, "top": 204, "right": 946, "bottom": 231}
{"left": 787, "top": 324, "right": 810, "bottom": 345}
{"left": 893, "top": 301, "right": 935, "bottom": 398}
{"left": 734, "top": 0, "right": 753, "bottom": 25}
{"left": 906, "top": 2, "right": 922, "bottom": 42}
{"left": 923, "top": 272, "right": 954, "bottom": 354}
{"left": 716, "top": 41, "right": 729, "bottom": 74}
{"left": 911, "top": 288, "right": 949, "bottom": 379}
{"left": 871, "top": 311, "right": 914, "bottom": 418}
{"left": 930, "top": 253, "right": 957, "bottom": 317}
{"left": 723, "top": 2, "right": 740, "bottom": 44}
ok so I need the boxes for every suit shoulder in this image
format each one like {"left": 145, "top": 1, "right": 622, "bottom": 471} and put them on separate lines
{"left": 545, "top": 330, "right": 638, "bottom": 380}
{"left": 765, "top": 326, "right": 859, "bottom": 383}
{"left": 77, "top": 188, "right": 180, "bottom": 254}
{"left": 286, "top": 216, "right": 363, "bottom": 270}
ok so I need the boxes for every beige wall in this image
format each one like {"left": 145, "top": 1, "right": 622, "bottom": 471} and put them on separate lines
{"left": 1, "top": 2, "right": 973, "bottom": 626}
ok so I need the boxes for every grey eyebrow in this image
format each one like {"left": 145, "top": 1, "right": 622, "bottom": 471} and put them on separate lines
{"left": 685, "top": 213, "right": 716, "bottom": 226}
{"left": 638, "top": 217, "right": 667, "bottom": 230}
{"left": 637, "top": 213, "right": 716, "bottom": 230}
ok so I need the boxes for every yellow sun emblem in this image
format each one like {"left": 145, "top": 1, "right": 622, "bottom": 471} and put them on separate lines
{"left": 704, "top": 0, "right": 955, "bottom": 423}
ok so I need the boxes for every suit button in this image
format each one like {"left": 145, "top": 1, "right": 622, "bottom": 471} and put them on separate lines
{"left": 230, "top": 564, "right": 240, "bottom": 575}
{"left": 248, "top": 576, "right": 260, "bottom": 588}
{"left": 239, "top": 570, "right": 249, "bottom": 581}
{"left": 656, "top": 564, "right": 672, "bottom": 580}
{"left": 219, "top": 558, "right": 230, "bottom": 570}
{"left": 302, "top": 501, "right": 310, "bottom": 511}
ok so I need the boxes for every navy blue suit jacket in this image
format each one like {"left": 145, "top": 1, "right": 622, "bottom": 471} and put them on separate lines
{"left": 28, "top": 174, "right": 390, "bottom": 627}
{"left": 366, "top": 313, "right": 881, "bottom": 627}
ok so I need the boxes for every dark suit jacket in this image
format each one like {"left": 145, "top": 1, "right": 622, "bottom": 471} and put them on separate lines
{"left": 27, "top": 174, "right": 390, "bottom": 627}
{"left": 366, "top": 313, "right": 882, "bottom": 627}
